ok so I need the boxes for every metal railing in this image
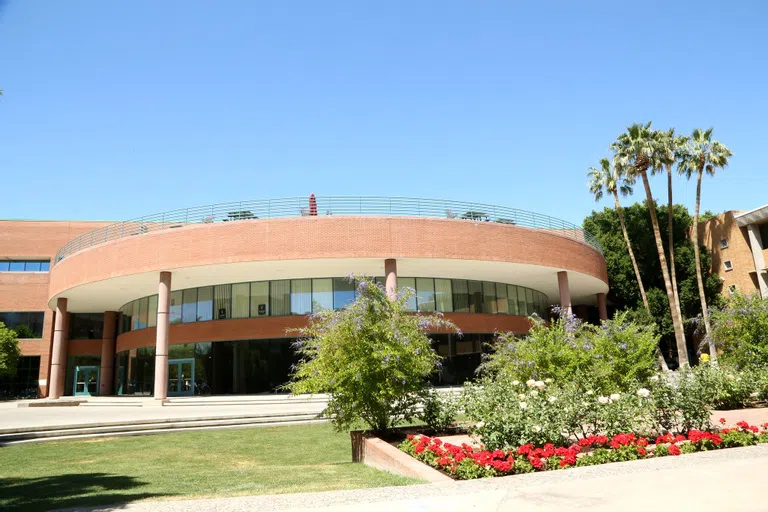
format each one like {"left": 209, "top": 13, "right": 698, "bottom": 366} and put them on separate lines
{"left": 54, "top": 196, "right": 603, "bottom": 264}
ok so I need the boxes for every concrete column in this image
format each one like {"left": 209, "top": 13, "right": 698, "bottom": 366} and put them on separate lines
{"left": 99, "top": 311, "right": 117, "bottom": 396}
{"left": 384, "top": 258, "right": 398, "bottom": 300}
{"left": 746, "top": 225, "right": 768, "bottom": 298}
{"left": 597, "top": 293, "right": 608, "bottom": 321}
{"left": 557, "top": 271, "right": 572, "bottom": 315}
{"left": 153, "top": 272, "right": 172, "bottom": 400}
{"left": 49, "top": 298, "right": 68, "bottom": 399}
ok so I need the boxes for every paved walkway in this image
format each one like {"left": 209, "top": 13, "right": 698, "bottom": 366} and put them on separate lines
{"left": 76, "top": 444, "right": 768, "bottom": 511}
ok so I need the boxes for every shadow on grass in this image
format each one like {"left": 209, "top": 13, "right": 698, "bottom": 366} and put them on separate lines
{"left": 0, "top": 473, "right": 168, "bottom": 512}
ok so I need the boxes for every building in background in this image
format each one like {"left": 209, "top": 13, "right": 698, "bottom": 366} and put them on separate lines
{"left": 1, "top": 196, "right": 608, "bottom": 399}
{"left": 698, "top": 204, "right": 768, "bottom": 299}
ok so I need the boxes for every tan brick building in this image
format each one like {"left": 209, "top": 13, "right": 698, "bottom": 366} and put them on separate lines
{"left": 698, "top": 204, "right": 768, "bottom": 299}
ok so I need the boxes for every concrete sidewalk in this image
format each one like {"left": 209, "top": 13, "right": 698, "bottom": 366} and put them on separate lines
{"left": 77, "top": 444, "right": 768, "bottom": 512}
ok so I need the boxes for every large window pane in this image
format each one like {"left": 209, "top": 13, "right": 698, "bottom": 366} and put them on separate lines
{"left": 526, "top": 288, "right": 535, "bottom": 316}
{"left": 121, "top": 302, "right": 133, "bottom": 332}
{"left": 507, "top": 285, "right": 519, "bottom": 315}
{"left": 271, "top": 280, "right": 291, "bottom": 316}
{"left": 137, "top": 297, "right": 149, "bottom": 329}
{"left": 182, "top": 289, "right": 198, "bottom": 323}
{"left": 131, "top": 300, "right": 141, "bottom": 330}
{"left": 496, "top": 283, "right": 508, "bottom": 314}
{"left": 0, "top": 262, "right": 9, "bottom": 271}
{"left": 398, "top": 277, "right": 417, "bottom": 312}
{"left": 214, "top": 284, "right": 232, "bottom": 320}
{"left": 40, "top": 261, "right": 50, "bottom": 271}
{"left": 291, "top": 279, "right": 312, "bottom": 315}
{"left": 147, "top": 295, "right": 158, "bottom": 327}
{"left": 435, "top": 279, "right": 453, "bottom": 312}
{"left": 517, "top": 287, "right": 527, "bottom": 316}
{"left": 333, "top": 278, "right": 355, "bottom": 309}
{"left": 482, "top": 282, "right": 497, "bottom": 314}
{"left": 250, "top": 282, "right": 269, "bottom": 317}
{"left": 231, "top": 283, "right": 249, "bottom": 319}
{"left": 24, "top": 261, "right": 41, "bottom": 271}
{"left": 312, "top": 278, "right": 333, "bottom": 311}
{"left": 169, "top": 291, "right": 182, "bottom": 324}
{"left": 416, "top": 278, "right": 435, "bottom": 312}
{"left": 452, "top": 279, "right": 469, "bottom": 313}
{"left": 9, "top": 261, "right": 24, "bottom": 271}
{"left": 468, "top": 281, "right": 483, "bottom": 314}
{"left": 197, "top": 286, "right": 213, "bottom": 321}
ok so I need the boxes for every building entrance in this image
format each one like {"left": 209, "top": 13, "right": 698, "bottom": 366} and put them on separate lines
{"left": 168, "top": 358, "right": 194, "bottom": 396}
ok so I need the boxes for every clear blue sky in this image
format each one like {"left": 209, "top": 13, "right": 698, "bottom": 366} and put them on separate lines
{"left": 1, "top": 1, "right": 766, "bottom": 224}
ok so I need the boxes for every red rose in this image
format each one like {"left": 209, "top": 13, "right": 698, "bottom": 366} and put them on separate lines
{"left": 719, "top": 417, "right": 726, "bottom": 424}
{"left": 668, "top": 444, "right": 680, "bottom": 456}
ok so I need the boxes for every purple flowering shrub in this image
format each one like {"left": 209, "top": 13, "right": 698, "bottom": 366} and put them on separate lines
{"left": 709, "top": 292, "right": 768, "bottom": 369}
{"left": 481, "top": 310, "right": 658, "bottom": 393}
{"left": 284, "top": 276, "right": 458, "bottom": 432}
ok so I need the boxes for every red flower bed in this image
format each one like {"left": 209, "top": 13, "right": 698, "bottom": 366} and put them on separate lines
{"left": 399, "top": 421, "right": 768, "bottom": 480}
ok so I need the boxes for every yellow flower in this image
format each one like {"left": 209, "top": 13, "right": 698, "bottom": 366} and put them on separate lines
{"left": 700, "top": 353, "right": 710, "bottom": 363}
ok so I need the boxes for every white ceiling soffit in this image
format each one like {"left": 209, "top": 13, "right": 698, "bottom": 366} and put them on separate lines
{"left": 735, "top": 204, "right": 768, "bottom": 227}
{"left": 50, "top": 257, "right": 608, "bottom": 313}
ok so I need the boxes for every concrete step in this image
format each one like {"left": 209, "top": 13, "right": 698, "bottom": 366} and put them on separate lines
{"left": 0, "top": 413, "right": 326, "bottom": 445}
{"left": 0, "top": 418, "right": 329, "bottom": 445}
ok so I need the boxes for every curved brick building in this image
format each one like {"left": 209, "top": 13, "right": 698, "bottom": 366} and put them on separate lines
{"left": 1, "top": 196, "right": 609, "bottom": 399}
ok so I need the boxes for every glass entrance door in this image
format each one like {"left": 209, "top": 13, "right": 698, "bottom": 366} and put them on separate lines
{"left": 168, "top": 358, "right": 195, "bottom": 396}
{"left": 74, "top": 365, "right": 100, "bottom": 396}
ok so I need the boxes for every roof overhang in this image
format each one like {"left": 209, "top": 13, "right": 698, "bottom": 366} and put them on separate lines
{"left": 735, "top": 204, "right": 768, "bottom": 227}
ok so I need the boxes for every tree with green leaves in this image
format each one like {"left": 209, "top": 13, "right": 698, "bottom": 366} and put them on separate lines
{"left": 588, "top": 158, "right": 649, "bottom": 311}
{"left": 0, "top": 322, "right": 21, "bottom": 378}
{"left": 679, "top": 128, "right": 732, "bottom": 362}
{"left": 611, "top": 123, "right": 689, "bottom": 366}
{"left": 285, "top": 277, "right": 458, "bottom": 432}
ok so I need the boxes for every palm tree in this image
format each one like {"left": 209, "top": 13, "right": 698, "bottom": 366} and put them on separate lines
{"left": 680, "top": 128, "right": 732, "bottom": 364}
{"left": 611, "top": 122, "right": 690, "bottom": 367}
{"left": 587, "top": 158, "right": 649, "bottom": 311}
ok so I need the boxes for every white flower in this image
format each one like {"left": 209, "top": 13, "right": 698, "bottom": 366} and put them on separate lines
{"left": 727, "top": 374, "right": 735, "bottom": 381}
{"left": 750, "top": 392, "right": 759, "bottom": 398}
{"left": 598, "top": 396, "right": 610, "bottom": 404}
{"left": 529, "top": 389, "right": 539, "bottom": 397}
{"left": 548, "top": 396, "right": 557, "bottom": 403}
{"left": 526, "top": 379, "right": 536, "bottom": 388}
{"left": 512, "top": 380, "right": 520, "bottom": 386}
{"left": 610, "top": 393, "right": 621, "bottom": 401}
{"left": 544, "top": 378, "right": 553, "bottom": 384}
{"left": 636, "top": 388, "right": 650, "bottom": 398}
{"left": 519, "top": 401, "right": 527, "bottom": 410}
{"left": 518, "top": 393, "right": 527, "bottom": 400}
{"left": 585, "top": 390, "right": 594, "bottom": 396}
{"left": 532, "top": 425, "right": 542, "bottom": 433}
{"left": 535, "top": 380, "right": 546, "bottom": 390}
{"left": 475, "top": 421, "right": 485, "bottom": 428}
{"left": 650, "top": 375, "right": 660, "bottom": 382}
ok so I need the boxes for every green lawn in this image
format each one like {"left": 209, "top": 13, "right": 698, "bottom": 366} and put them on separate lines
{"left": 0, "top": 423, "right": 421, "bottom": 512}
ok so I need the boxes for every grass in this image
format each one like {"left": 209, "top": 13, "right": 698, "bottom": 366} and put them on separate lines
{"left": 0, "top": 423, "right": 421, "bottom": 512}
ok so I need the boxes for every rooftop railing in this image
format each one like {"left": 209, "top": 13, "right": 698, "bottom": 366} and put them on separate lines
{"left": 54, "top": 196, "right": 603, "bottom": 265}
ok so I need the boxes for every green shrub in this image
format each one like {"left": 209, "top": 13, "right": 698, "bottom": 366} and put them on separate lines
{"left": 709, "top": 292, "right": 768, "bottom": 368}
{"left": 693, "top": 364, "right": 760, "bottom": 410}
{"left": 419, "top": 388, "right": 458, "bottom": 432}
{"left": 481, "top": 310, "right": 658, "bottom": 393}
{"left": 646, "top": 369, "right": 711, "bottom": 433}
{"left": 285, "top": 277, "right": 457, "bottom": 432}
{"left": 0, "top": 323, "right": 21, "bottom": 378}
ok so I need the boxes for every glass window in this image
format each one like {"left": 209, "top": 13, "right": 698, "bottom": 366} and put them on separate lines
{"left": 517, "top": 287, "right": 527, "bottom": 316}
{"left": 398, "top": 277, "right": 417, "bottom": 312}
{"left": 311, "top": 278, "right": 333, "bottom": 311}
{"left": 9, "top": 261, "right": 24, "bottom": 271}
{"left": 231, "top": 283, "right": 250, "bottom": 319}
{"left": 333, "top": 277, "right": 355, "bottom": 310}
{"left": 468, "top": 281, "right": 483, "bottom": 314}
{"left": 526, "top": 288, "right": 535, "bottom": 315}
{"left": 137, "top": 297, "right": 149, "bottom": 329}
{"left": 482, "top": 282, "right": 497, "bottom": 314}
{"left": 24, "top": 261, "right": 41, "bottom": 271}
{"left": 214, "top": 284, "right": 232, "bottom": 320}
{"left": 291, "top": 279, "right": 312, "bottom": 315}
{"left": 496, "top": 283, "right": 508, "bottom": 314}
{"left": 435, "top": 279, "right": 453, "bottom": 313}
{"left": 507, "top": 285, "right": 519, "bottom": 315}
{"left": 39, "top": 261, "right": 50, "bottom": 271}
{"left": 452, "top": 280, "right": 469, "bottom": 313}
{"left": 250, "top": 282, "right": 269, "bottom": 317}
{"left": 271, "top": 280, "right": 291, "bottom": 316}
{"left": 169, "top": 291, "right": 183, "bottom": 324}
{"left": 416, "top": 278, "right": 435, "bottom": 312}
{"left": 121, "top": 301, "right": 134, "bottom": 332}
{"left": 182, "top": 289, "right": 198, "bottom": 323}
{"left": 0, "top": 311, "right": 45, "bottom": 338}
{"left": 131, "top": 300, "right": 141, "bottom": 330}
{"left": 0, "top": 261, "right": 8, "bottom": 271}
{"left": 197, "top": 286, "right": 213, "bottom": 321}
{"left": 147, "top": 295, "right": 158, "bottom": 327}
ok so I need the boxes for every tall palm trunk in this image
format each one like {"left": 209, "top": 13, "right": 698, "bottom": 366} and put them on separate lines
{"left": 666, "top": 165, "right": 681, "bottom": 304}
{"left": 693, "top": 166, "right": 718, "bottom": 364}
{"left": 613, "top": 192, "right": 650, "bottom": 312}
{"left": 639, "top": 169, "right": 690, "bottom": 367}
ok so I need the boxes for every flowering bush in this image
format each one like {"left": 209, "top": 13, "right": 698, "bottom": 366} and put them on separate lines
{"left": 481, "top": 310, "right": 658, "bottom": 393}
{"left": 692, "top": 364, "right": 763, "bottom": 410}
{"left": 419, "top": 388, "right": 458, "bottom": 432}
{"left": 709, "top": 292, "right": 768, "bottom": 368}
{"left": 285, "top": 277, "right": 458, "bottom": 432}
